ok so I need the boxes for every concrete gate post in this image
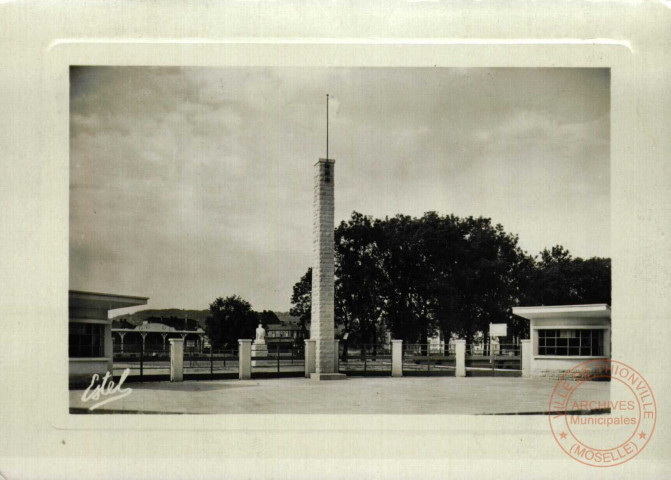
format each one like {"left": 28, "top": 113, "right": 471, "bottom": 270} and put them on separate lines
{"left": 521, "top": 339, "right": 531, "bottom": 377}
{"left": 305, "top": 339, "right": 316, "bottom": 378}
{"left": 455, "top": 340, "right": 466, "bottom": 377}
{"left": 238, "top": 339, "right": 252, "bottom": 380}
{"left": 391, "top": 340, "right": 403, "bottom": 377}
{"left": 169, "top": 338, "right": 184, "bottom": 382}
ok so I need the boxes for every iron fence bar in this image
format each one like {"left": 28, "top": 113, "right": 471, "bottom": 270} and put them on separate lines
{"left": 210, "top": 346, "right": 213, "bottom": 376}
{"left": 140, "top": 340, "right": 144, "bottom": 380}
{"left": 277, "top": 343, "right": 281, "bottom": 378}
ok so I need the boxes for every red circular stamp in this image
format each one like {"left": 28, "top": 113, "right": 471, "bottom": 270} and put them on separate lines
{"left": 548, "top": 359, "right": 656, "bottom": 467}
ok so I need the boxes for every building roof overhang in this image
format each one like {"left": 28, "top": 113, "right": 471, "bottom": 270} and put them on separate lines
{"left": 69, "top": 290, "right": 148, "bottom": 311}
{"left": 512, "top": 304, "right": 610, "bottom": 321}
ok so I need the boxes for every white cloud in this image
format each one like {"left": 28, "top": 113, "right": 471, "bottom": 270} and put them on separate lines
{"left": 70, "top": 67, "right": 610, "bottom": 310}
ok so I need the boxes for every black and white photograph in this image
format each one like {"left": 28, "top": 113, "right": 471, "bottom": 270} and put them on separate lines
{"left": 69, "top": 66, "right": 612, "bottom": 415}
{"left": 3, "top": 2, "right": 671, "bottom": 479}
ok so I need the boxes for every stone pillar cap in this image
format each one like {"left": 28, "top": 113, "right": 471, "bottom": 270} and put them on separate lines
{"left": 238, "top": 339, "right": 253, "bottom": 344}
{"left": 169, "top": 338, "right": 184, "bottom": 343}
{"left": 315, "top": 158, "right": 335, "bottom": 166}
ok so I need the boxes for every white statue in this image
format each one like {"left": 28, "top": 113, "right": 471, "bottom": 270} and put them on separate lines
{"left": 255, "top": 323, "right": 266, "bottom": 343}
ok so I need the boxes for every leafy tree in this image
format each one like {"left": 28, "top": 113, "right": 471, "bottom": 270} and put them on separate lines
{"left": 256, "top": 310, "right": 281, "bottom": 326}
{"left": 289, "top": 211, "right": 611, "bottom": 352}
{"left": 205, "top": 295, "right": 257, "bottom": 348}
{"left": 289, "top": 268, "right": 312, "bottom": 339}
{"left": 574, "top": 257, "right": 611, "bottom": 304}
{"left": 289, "top": 212, "right": 386, "bottom": 360}
{"left": 376, "top": 214, "right": 437, "bottom": 348}
{"left": 446, "top": 216, "right": 530, "bottom": 344}
{"left": 335, "top": 212, "right": 385, "bottom": 359}
{"left": 520, "top": 245, "right": 611, "bottom": 307}
{"left": 377, "top": 213, "right": 528, "bottom": 347}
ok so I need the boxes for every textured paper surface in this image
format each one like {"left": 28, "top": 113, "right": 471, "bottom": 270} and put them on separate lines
{"left": 1, "top": 1, "right": 670, "bottom": 478}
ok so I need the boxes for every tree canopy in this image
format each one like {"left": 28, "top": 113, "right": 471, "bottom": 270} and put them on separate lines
{"left": 289, "top": 268, "right": 312, "bottom": 338}
{"left": 289, "top": 210, "right": 611, "bottom": 347}
{"left": 205, "top": 295, "right": 258, "bottom": 348}
{"left": 519, "top": 245, "right": 611, "bottom": 306}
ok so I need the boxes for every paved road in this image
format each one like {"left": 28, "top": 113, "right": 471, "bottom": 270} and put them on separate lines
{"left": 70, "top": 376, "right": 610, "bottom": 415}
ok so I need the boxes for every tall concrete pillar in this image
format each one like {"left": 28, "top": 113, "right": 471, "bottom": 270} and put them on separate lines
{"left": 310, "top": 158, "right": 345, "bottom": 381}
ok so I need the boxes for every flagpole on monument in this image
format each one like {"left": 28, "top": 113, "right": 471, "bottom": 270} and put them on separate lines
{"left": 326, "top": 93, "right": 329, "bottom": 160}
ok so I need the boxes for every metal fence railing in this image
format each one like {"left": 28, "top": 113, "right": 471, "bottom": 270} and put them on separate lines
{"left": 401, "top": 343, "right": 456, "bottom": 376}
{"left": 113, "top": 344, "right": 171, "bottom": 379}
{"left": 250, "top": 344, "right": 305, "bottom": 378}
{"left": 339, "top": 344, "right": 392, "bottom": 376}
{"left": 112, "top": 340, "right": 526, "bottom": 381}
{"left": 465, "top": 343, "right": 521, "bottom": 376}
{"left": 183, "top": 347, "right": 239, "bottom": 376}
{"left": 113, "top": 344, "right": 241, "bottom": 381}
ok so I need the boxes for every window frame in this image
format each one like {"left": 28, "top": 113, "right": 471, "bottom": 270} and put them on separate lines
{"left": 534, "top": 327, "right": 606, "bottom": 358}
{"left": 69, "top": 322, "right": 106, "bottom": 358}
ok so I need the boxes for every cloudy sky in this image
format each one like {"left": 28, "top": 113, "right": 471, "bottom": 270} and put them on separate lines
{"left": 70, "top": 67, "right": 609, "bottom": 313}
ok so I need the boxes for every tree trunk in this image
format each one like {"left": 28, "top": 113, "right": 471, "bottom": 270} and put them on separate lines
{"left": 360, "top": 329, "right": 367, "bottom": 361}
{"left": 444, "top": 330, "right": 451, "bottom": 355}
{"left": 371, "top": 324, "right": 377, "bottom": 360}
{"left": 420, "top": 328, "right": 428, "bottom": 356}
{"left": 341, "top": 334, "right": 349, "bottom": 362}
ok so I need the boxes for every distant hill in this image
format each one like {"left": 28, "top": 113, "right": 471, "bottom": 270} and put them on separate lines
{"left": 110, "top": 309, "right": 210, "bottom": 328}
{"left": 111, "top": 309, "right": 299, "bottom": 328}
{"left": 275, "top": 311, "right": 301, "bottom": 325}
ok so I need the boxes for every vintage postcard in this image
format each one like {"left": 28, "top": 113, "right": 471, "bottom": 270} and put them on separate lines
{"left": 1, "top": 2, "right": 670, "bottom": 479}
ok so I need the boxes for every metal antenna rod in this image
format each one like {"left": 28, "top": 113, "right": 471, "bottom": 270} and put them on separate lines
{"left": 326, "top": 94, "right": 329, "bottom": 160}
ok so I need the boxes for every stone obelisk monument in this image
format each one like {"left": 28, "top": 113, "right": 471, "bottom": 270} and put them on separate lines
{"left": 310, "top": 95, "right": 345, "bottom": 381}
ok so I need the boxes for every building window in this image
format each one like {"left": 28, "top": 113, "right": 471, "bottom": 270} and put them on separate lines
{"left": 537, "top": 329, "right": 603, "bottom": 356}
{"left": 69, "top": 323, "right": 104, "bottom": 357}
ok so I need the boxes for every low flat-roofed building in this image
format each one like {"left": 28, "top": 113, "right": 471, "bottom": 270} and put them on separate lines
{"left": 512, "top": 304, "right": 611, "bottom": 379}
{"left": 69, "top": 290, "right": 148, "bottom": 385}
{"left": 266, "top": 323, "right": 305, "bottom": 351}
